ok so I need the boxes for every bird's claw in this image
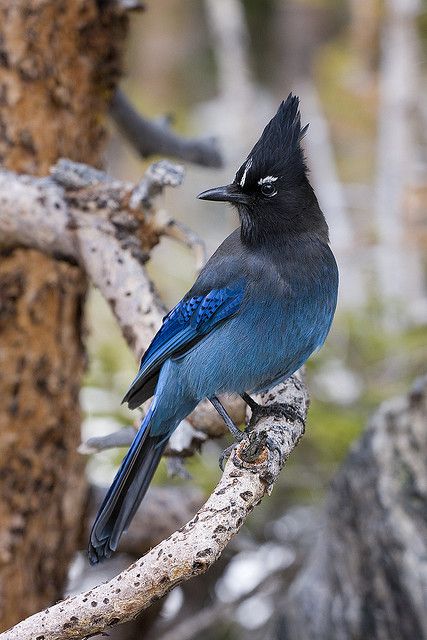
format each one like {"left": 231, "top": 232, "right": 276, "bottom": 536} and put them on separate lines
{"left": 248, "top": 401, "right": 304, "bottom": 429}
{"left": 219, "top": 443, "right": 237, "bottom": 471}
{"left": 264, "top": 435, "right": 285, "bottom": 466}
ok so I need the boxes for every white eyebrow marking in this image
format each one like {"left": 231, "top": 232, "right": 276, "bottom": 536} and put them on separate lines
{"left": 257, "top": 175, "right": 278, "bottom": 185}
{"left": 240, "top": 157, "right": 253, "bottom": 187}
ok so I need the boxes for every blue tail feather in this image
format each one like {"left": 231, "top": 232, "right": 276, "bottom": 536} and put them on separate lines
{"left": 88, "top": 402, "right": 165, "bottom": 564}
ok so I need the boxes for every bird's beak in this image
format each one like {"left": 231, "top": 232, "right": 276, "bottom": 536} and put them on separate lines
{"left": 197, "top": 183, "right": 246, "bottom": 204}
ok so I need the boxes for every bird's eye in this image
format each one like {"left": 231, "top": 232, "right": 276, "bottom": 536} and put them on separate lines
{"left": 260, "top": 182, "right": 277, "bottom": 197}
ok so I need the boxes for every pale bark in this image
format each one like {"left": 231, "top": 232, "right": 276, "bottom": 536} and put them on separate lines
{"left": 0, "top": 159, "right": 242, "bottom": 438}
{"left": 0, "top": 160, "right": 166, "bottom": 354}
{"left": 0, "top": 156, "right": 244, "bottom": 493}
{"left": 374, "top": 0, "right": 423, "bottom": 314}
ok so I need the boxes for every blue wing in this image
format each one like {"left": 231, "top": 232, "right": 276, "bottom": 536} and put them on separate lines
{"left": 122, "top": 283, "right": 245, "bottom": 408}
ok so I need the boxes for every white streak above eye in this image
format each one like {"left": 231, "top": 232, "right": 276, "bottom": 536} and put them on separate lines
{"left": 257, "top": 175, "right": 278, "bottom": 185}
{"left": 240, "top": 157, "right": 253, "bottom": 187}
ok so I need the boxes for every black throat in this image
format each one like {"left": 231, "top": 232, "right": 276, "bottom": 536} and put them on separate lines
{"left": 238, "top": 200, "right": 329, "bottom": 248}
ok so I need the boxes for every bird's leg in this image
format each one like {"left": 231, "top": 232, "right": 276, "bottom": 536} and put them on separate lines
{"left": 240, "top": 392, "right": 259, "bottom": 412}
{"left": 241, "top": 392, "right": 304, "bottom": 429}
{"left": 210, "top": 396, "right": 244, "bottom": 471}
{"left": 209, "top": 396, "right": 244, "bottom": 441}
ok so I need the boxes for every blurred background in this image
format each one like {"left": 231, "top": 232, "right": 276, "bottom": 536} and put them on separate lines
{"left": 80, "top": 0, "right": 427, "bottom": 637}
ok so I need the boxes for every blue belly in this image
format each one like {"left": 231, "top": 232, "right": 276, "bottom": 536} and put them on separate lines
{"left": 166, "top": 284, "right": 334, "bottom": 402}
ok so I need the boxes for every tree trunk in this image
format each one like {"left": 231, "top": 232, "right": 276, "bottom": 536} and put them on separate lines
{"left": 0, "top": 1, "right": 127, "bottom": 629}
{"left": 374, "top": 0, "right": 423, "bottom": 319}
{"left": 282, "top": 375, "right": 427, "bottom": 640}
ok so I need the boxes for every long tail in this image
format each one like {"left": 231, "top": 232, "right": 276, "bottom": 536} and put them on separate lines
{"left": 88, "top": 403, "right": 166, "bottom": 564}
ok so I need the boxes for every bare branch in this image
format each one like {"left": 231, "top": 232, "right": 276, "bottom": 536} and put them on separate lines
{"left": 110, "top": 90, "right": 223, "bottom": 168}
{"left": 0, "top": 159, "right": 179, "bottom": 357}
{"left": 78, "top": 393, "right": 248, "bottom": 457}
{"left": 78, "top": 426, "right": 138, "bottom": 455}
{"left": 0, "top": 158, "right": 250, "bottom": 465}
{"left": 127, "top": 160, "right": 185, "bottom": 208}
{"left": 1, "top": 374, "right": 308, "bottom": 640}
{"left": 0, "top": 159, "right": 245, "bottom": 441}
{"left": 156, "top": 211, "right": 207, "bottom": 273}
{"left": 79, "top": 419, "right": 207, "bottom": 457}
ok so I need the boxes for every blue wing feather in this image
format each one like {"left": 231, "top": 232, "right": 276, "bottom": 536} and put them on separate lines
{"left": 123, "top": 283, "right": 245, "bottom": 405}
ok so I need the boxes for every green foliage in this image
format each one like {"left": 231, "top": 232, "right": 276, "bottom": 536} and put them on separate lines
{"left": 307, "top": 401, "right": 364, "bottom": 459}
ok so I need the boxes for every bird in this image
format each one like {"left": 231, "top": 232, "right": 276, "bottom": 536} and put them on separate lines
{"left": 88, "top": 94, "right": 339, "bottom": 564}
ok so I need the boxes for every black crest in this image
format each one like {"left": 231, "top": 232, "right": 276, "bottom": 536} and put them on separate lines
{"left": 235, "top": 94, "right": 308, "bottom": 190}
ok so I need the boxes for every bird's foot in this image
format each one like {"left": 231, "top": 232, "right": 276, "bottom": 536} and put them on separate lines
{"left": 219, "top": 443, "right": 237, "bottom": 471}
{"left": 264, "top": 436, "right": 285, "bottom": 467}
{"left": 241, "top": 394, "right": 304, "bottom": 430}
{"left": 239, "top": 430, "right": 268, "bottom": 464}
{"left": 239, "top": 431, "right": 285, "bottom": 467}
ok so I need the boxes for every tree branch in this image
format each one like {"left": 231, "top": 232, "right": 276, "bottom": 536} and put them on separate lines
{"left": 78, "top": 427, "right": 138, "bottom": 455}
{"left": 79, "top": 393, "right": 248, "bottom": 455}
{"left": 0, "top": 158, "right": 241, "bottom": 438}
{"left": 110, "top": 90, "right": 223, "bottom": 168}
{"left": 79, "top": 418, "right": 207, "bottom": 457}
{"left": 1, "top": 374, "right": 308, "bottom": 640}
{"left": 0, "top": 159, "right": 179, "bottom": 355}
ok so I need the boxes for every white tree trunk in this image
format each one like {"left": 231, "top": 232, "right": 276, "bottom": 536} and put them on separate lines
{"left": 374, "top": 0, "right": 423, "bottom": 319}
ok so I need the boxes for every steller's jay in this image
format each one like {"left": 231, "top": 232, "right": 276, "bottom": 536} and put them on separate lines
{"left": 89, "top": 94, "right": 339, "bottom": 563}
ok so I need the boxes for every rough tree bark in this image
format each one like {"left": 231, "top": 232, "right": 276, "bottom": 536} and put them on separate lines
{"left": 282, "top": 375, "right": 427, "bottom": 640}
{"left": 0, "top": 1, "right": 129, "bottom": 629}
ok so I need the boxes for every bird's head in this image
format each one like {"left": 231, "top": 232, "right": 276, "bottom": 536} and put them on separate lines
{"left": 198, "top": 94, "right": 328, "bottom": 245}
